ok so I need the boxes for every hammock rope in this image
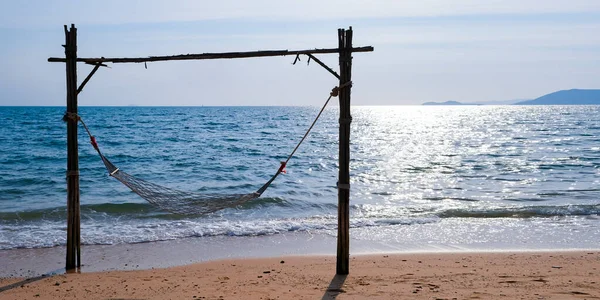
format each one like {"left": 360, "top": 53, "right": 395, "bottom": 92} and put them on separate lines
{"left": 68, "top": 82, "right": 351, "bottom": 215}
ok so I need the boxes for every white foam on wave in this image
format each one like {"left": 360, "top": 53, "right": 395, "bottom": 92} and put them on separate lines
{"left": 0, "top": 214, "right": 443, "bottom": 249}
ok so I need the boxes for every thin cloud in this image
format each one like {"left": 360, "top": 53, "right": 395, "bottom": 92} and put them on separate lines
{"left": 2, "top": 0, "right": 600, "bottom": 27}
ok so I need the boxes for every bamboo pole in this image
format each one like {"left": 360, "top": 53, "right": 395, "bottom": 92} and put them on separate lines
{"left": 47, "top": 47, "right": 373, "bottom": 64}
{"left": 64, "top": 24, "right": 81, "bottom": 271}
{"left": 336, "top": 27, "right": 353, "bottom": 275}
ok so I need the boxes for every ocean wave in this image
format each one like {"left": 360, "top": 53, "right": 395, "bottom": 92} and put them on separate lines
{"left": 436, "top": 204, "right": 600, "bottom": 219}
{"left": 1, "top": 203, "right": 598, "bottom": 249}
{"left": 423, "top": 197, "right": 479, "bottom": 202}
{"left": 0, "top": 197, "right": 313, "bottom": 222}
{"left": 2, "top": 106, "right": 600, "bottom": 250}
{"left": 0, "top": 214, "right": 440, "bottom": 249}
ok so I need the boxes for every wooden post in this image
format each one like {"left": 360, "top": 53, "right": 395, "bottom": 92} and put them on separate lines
{"left": 64, "top": 24, "right": 81, "bottom": 271}
{"left": 336, "top": 27, "right": 353, "bottom": 275}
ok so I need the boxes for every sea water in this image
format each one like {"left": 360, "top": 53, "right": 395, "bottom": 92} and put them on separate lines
{"left": 0, "top": 105, "right": 599, "bottom": 250}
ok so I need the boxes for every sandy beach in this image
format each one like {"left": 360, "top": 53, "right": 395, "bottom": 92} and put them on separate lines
{"left": 1, "top": 251, "right": 598, "bottom": 299}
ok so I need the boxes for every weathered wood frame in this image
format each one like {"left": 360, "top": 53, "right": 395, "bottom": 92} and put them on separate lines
{"left": 49, "top": 24, "right": 373, "bottom": 274}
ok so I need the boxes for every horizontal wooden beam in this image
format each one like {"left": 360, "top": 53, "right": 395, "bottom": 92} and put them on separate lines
{"left": 48, "top": 46, "right": 374, "bottom": 64}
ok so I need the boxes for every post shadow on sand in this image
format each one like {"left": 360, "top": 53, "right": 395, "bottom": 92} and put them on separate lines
{"left": 322, "top": 274, "right": 348, "bottom": 300}
{"left": 0, "top": 268, "right": 66, "bottom": 294}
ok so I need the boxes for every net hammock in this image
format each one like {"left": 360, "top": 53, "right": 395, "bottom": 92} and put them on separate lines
{"left": 71, "top": 83, "right": 349, "bottom": 215}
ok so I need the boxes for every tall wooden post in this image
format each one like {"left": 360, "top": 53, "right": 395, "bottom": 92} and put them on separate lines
{"left": 64, "top": 24, "right": 81, "bottom": 270}
{"left": 337, "top": 27, "right": 353, "bottom": 275}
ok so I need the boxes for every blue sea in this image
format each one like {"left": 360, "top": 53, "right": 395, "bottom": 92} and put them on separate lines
{"left": 1, "top": 105, "right": 599, "bottom": 251}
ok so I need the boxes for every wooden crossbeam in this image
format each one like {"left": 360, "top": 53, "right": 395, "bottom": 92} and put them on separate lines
{"left": 47, "top": 47, "right": 374, "bottom": 64}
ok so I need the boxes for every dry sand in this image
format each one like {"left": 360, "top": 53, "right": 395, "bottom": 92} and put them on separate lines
{"left": 1, "top": 251, "right": 599, "bottom": 299}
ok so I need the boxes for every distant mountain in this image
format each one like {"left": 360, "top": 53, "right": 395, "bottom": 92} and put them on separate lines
{"left": 421, "top": 89, "right": 600, "bottom": 106}
{"left": 515, "top": 89, "right": 600, "bottom": 105}
{"left": 473, "top": 99, "right": 527, "bottom": 105}
{"left": 422, "top": 101, "right": 479, "bottom": 106}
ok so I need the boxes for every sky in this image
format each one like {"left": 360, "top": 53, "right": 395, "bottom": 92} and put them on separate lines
{"left": 1, "top": 0, "right": 600, "bottom": 106}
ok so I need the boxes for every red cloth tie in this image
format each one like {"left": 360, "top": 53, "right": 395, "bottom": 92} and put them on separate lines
{"left": 278, "top": 162, "right": 287, "bottom": 174}
{"left": 90, "top": 136, "right": 99, "bottom": 150}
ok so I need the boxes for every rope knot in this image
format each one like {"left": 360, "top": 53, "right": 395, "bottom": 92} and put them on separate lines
{"left": 330, "top": 86, "right": 340, "bottom": 97}
{"left": 63, "top": 112, "right": 81, "bottom": 122}
{"left": 330, "top": 81, "right": 352, "bottom": 97}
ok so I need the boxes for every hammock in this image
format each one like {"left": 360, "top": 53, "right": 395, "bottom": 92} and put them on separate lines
{"left": 72, "top": 84, "right": 348, "bottom": 215}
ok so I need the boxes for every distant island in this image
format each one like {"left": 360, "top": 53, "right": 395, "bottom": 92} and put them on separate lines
{"left": 422, "top": 89, "right": 600, "bottom": 106}
{"left": 514, "top": 89, "right": 600, "bottom": 105}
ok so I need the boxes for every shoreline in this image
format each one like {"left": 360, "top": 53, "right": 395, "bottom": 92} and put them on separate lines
{"left": 1, "top": 251, "right": 599, "bottom": 299}
{"left": 2, "top": 230, "right": 600, "bottom": 278}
